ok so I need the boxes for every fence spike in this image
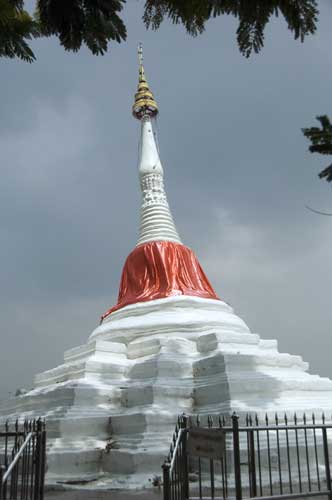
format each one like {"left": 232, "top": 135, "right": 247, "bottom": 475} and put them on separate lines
{"left": 222, "top": 415, "right": 226, "bottom": 426}
{"left": 37, "top": 418, "right": 42, "bottom": 432}
{"left": 303, "top": 413, "right": 306, "bottom": 425}
{"left": 312, "top": 413, "right": 315, "bottom": 424}
{"left": 255, "top": 413, "right": 259, "bottom": 426}
{"left": 265, "top": 413, "right": 269, "bottom": 425}
{"left": 322, "top": 413, "right": 326, "bottom": 424}
{"left": 275, "top": 413, "right": 279, "bottom": 425}
{"left": 284, "top": 413, "right": 288, "bottom": 425}
{"left": 294, "top": 413, "right": 297, "bottom": 424}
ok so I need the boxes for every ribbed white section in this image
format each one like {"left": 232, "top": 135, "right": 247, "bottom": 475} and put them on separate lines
{"left": 136, "top": 117, "right": 181, "bottom": 246}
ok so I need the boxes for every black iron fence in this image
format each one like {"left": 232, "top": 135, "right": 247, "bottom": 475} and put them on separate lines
{"left": 0, "top": 420, "right": 46, "bottom": 500}
{"left": 163, "top": 413, "right": 332, "bottom": 500}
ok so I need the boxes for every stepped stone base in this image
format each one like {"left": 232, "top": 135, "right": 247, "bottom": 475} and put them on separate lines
{"left": 1, "top": 296, "right": 332, "bottom": 489}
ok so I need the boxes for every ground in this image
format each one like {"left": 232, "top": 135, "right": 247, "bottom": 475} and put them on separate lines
{"left": 44, "top": 488, "right": 163, "bottom": 500}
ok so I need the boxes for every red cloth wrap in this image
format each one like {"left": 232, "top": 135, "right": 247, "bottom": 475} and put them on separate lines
{"left": 101, "top": 241, "right": 219, "bottom": 321}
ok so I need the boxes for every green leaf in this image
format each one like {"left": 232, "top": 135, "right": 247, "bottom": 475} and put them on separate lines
{"left": 143, "top": 0, "right": 318, "bottom": 57}
{"left": 303, "top": 116, "right": 332, "bottom": 183}
{"left": 0, "top": 1, "right": 39, "bottom": 62}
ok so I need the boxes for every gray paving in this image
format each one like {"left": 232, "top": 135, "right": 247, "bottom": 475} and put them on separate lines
{"left": 44, "top": 488, "right": 163, "bottom": 500}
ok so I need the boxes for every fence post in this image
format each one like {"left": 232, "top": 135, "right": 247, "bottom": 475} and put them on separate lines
{"left": 322, "top": 426, "right": 331, "bottom": 497}
{"left": 34, "top": 420, "right": 43, "bottom": 500}
{"left": 248, "top": 428, "right": 257, "bottom": 497}
{"left": 180, "top": 415, "right": 189, "bottom": 500}
{"left": 162, "top": 462, "right": 171, "bottom": 500}
{"left": 232, "top": 413, "right": 242, "bottom": 500}
{"left": 0, "top": 465, "right": 4, "bottom": 500}
{"left": 39, "top": 421, "right": 46, "bottom": 500}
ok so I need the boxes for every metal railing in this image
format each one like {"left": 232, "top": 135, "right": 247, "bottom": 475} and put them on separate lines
{"left": 0, "top": 420, "right": 46, "bottom": 500}
{"left": 163, "top": 413, "right": 332, "bottom": 500}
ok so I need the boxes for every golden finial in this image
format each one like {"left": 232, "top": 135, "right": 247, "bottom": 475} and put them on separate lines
{"left": 132, "top": 43, "right": 159, "bottom": 120}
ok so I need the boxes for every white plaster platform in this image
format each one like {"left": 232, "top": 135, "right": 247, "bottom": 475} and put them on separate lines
{"left": 1, "top": 296, "right": 332, "bottom": 488}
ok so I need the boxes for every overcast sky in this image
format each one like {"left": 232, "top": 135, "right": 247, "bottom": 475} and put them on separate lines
{"left": 0, "top": 1, "right": 332, "bottom": 400}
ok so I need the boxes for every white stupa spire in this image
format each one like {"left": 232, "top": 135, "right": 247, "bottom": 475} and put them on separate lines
{"left": 132, "top": 44, "right": 181, "bottom": 246}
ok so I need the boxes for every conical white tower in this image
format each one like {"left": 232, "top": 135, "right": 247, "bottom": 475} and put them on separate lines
{"left": 100, "top": 45, "right": 218, "bottom": 320}
{"left": 137, "top": 116, "right": 181, "bottom": 245}
{"left": 132, "top": 47, "right": 181, "bottom": 245}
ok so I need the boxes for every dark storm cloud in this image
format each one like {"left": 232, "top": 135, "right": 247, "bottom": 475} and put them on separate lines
{"left": 1, "top": 1, "right": 332, "bottom": 398}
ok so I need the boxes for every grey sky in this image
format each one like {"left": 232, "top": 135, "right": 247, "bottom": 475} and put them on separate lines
{"left": 1, "top": 1, "right": 332, "bottom": 399}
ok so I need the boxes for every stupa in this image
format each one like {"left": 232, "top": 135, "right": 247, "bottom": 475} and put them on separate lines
{"left": 1, "top": 46, "right": 332, "bottom": 489}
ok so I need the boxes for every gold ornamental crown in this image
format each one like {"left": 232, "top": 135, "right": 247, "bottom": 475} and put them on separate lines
{"left": 132, "top": 44, "right": 159, "bottom": 120}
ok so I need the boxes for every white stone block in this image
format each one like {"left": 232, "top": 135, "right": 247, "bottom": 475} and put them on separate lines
{"left": 196, "top": 333, "right": 218, "bottom": 352}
